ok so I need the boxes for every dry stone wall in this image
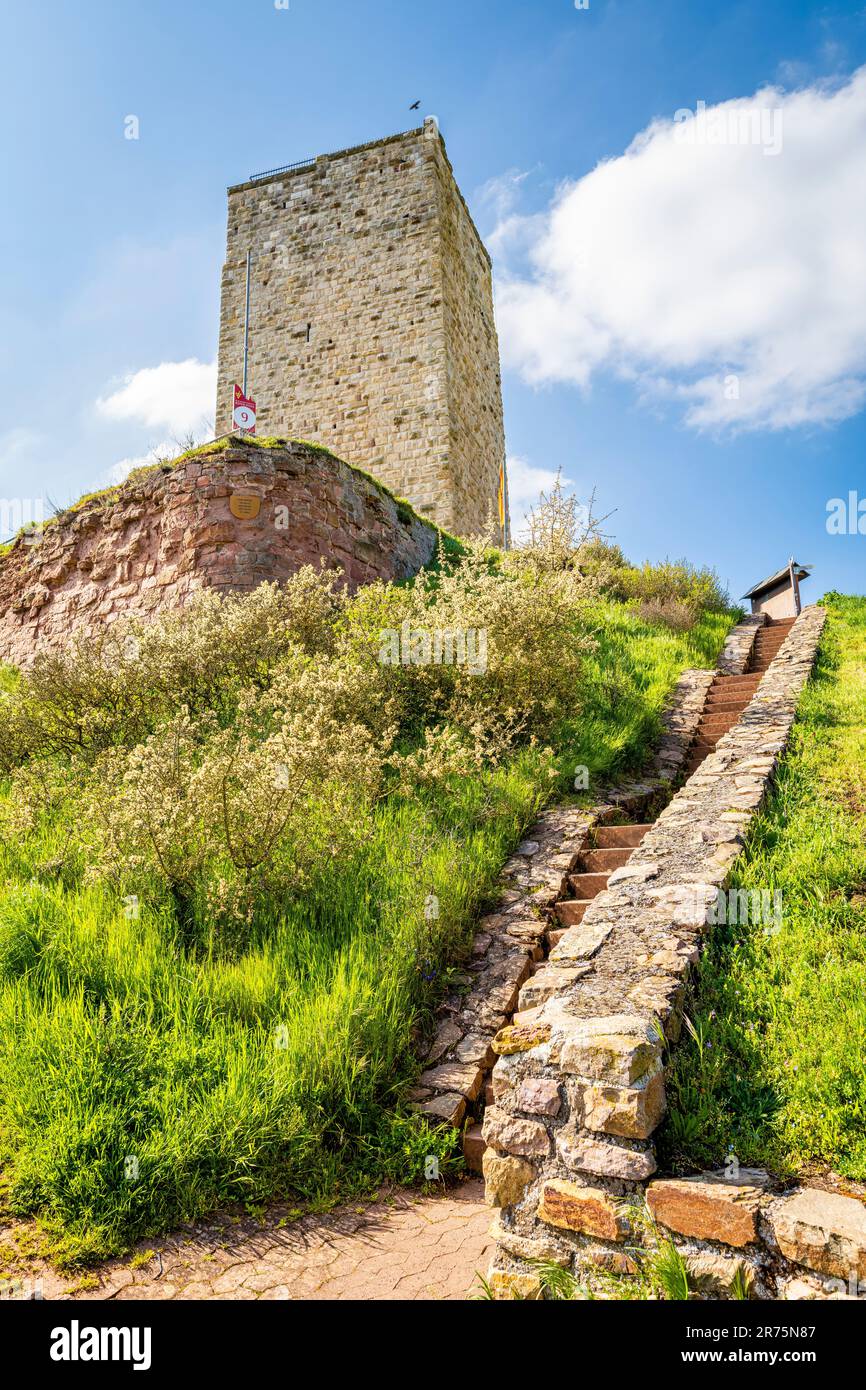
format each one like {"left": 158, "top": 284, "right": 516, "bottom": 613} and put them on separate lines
{"left": 216, "top": 125, "right": 506, "bottom": 538}
{"left": 718, "top": 611, "right": 765, "bottom": 674}
{"left": 0, "top": 440, "right": 438, "bottom": 668}
{"left": 477, "top": 606, "right": 856, "bottom": 1300}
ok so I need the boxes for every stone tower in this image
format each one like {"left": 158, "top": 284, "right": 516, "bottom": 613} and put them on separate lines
{"left": 216, "top": 124, "right": 506, "bottom": 538}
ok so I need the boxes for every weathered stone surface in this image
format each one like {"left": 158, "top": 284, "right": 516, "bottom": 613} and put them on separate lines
{"left": 426, "top": 1019, "right": 463, "bottom": 1065}
{"left": 556, "top": 1131, "right": 656, "bottom": 1181}
{"left": 452, "top": 1034, "right": 495, "bottom": 1068}
{"left": 518, "top": 964, "right": 591, "bottom": 1009}
{"left": 585, "top": 1249, "right": 639, "bottom": 1275}
{"left": 537, "top": 1181, "right": 630, "bottom": 1241}
{"left": 557, "top": 1025, "right": 658, "bottom": 1086}
{"left": 482, "top": 1152, "right": 535, "bottom": 1209}
{"left": 515, "top": 1078, "right": 561, "bottom": 1116}
{"left": 411, "top": 1092, "right": 466, "bottom": 1128}
{"left": 782, "top": 1277, "right": 829, "bottom": 1301}
{"left": 770, "top": 1187, "right": 866, "bottom": 1279}
{"left": 417, "top": 1062, "right": 483, "bottom": 1102}
{"left": 717, "top": 614, "right": 764, "bottom": 675}
{"left": 549, "top": 920, "right": 613, "bottom": 963}
{"left": 482, "top": 1108, "right": 551, "bottom": 1158}
{"left": 686, "top": 1253, "right": 756, "bottom": 1298}
{"left": 607, "top": 862, "right": 660, "bottom": 886}
{"left": 488, "top": 1216, "right": 568, "bottom": 1265}
{"left": 492, "top": 1022, "right": 551, "bottom": 1055}
{"left": 486, "top": 1268, "right": 543, "bottom": 1300}
{"left": 516, "top": 840, "right": 541, "bottom": 857}
{"left": 647, "top": 1173, "right": 768, "bottom": 1248}
{"left": 577, "top": 1067, "right": 666, "bottom": 1140}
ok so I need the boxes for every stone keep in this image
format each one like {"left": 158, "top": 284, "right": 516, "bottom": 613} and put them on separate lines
{"left": 216, "top": 125, "right": 506, "bottom": 538}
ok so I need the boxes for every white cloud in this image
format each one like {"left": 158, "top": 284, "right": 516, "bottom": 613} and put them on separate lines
{"left": 108, "top": 442, "right": 177, "bottom": 487}
{"left": 506, "top": 453, "right": 574, "bottom": 541}
{"left": 495, "top": 68, "right": 866, "bottom": 432}
{"left": 96, "top": 359, "right": 216, "bottom": 436}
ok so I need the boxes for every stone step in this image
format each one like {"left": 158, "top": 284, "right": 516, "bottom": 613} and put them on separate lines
{"left": 554, "top": 897, "right": 590, "bottom": 927}
{"left": 684, "top": 753, "right": 717, "bottom": 772}
{"left": 568, "top": 871, "right": 610, "bottom": 899}
{"left": 704, "top": 698, "right": 750, "bottom": 714}
{"left": 712, "top": 674, "right": 762, "bottom": 689}
{"left": 547, "top": 927, "right": 566, "bottom": 949}
{"left": 710, "top": 682, "right": 760, "bottom": 696}
{"left": 685, "top": 745, "right": 720, "bottom": 766}
{"left": 698, "top": 714, "right": 739, "bottom": 733}
{"left": 594, "top": 823, "right": 652, "bottom": 848}
{"left": 463, "top": 1123, "right": 486, "bottom": 1173}
{"left": 579, "top": 846, "right": 632, "bottom": 873}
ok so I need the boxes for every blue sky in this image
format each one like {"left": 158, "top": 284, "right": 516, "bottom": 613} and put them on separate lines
{"left": 1, "top": 0, "right": 865, "bottom": 603}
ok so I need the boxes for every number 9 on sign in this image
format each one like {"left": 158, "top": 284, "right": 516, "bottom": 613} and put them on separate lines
{"left": 233, "top": 404, "right": 255, "bottom": 431}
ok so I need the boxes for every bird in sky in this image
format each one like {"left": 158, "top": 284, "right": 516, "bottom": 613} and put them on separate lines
{"left": 410, "top": 100, "right": 421, "bottom": 110}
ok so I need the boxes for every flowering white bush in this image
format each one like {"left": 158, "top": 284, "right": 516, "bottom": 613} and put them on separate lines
{"left": 2, "top": 485, "right": 611, "bottom": 951}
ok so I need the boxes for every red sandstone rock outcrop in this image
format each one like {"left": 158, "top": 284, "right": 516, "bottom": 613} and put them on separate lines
{"left": 0, "top": 439, "right": 439, "bottom": 668}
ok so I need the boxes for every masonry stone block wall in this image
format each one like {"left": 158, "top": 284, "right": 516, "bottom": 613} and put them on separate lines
{"left": 216, "top": 125, "right": 506, "bottom": 538}
{"left": 0, "top": 441, "right": 438, "bottom": 669}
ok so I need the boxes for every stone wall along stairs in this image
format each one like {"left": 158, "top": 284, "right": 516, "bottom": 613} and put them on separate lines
{"left": 409, "top": 661, "right": 725, "bottom": 1165}
{"left": 683, "top": 615, "right": 794, "bottom": 776}
{"left": 409, "top": 622, "right": 758, "bottom": 1176}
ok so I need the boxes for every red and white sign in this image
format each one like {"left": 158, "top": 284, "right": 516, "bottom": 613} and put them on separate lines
{"left": 232, "top": 385, "right": 257, "bottom": 435}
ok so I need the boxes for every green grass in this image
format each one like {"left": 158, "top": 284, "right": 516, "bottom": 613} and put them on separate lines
{"left": 562, "top": 600, "right": 732, "bottom": 783}
{"left": 660, "top": 594, "right": 866, "bottom": 1181}
{"left": 0, "top": 766, "right": 544, "bottom": 1262}
{"left": 0, "top": 599, "right": 733, "bottom": 1264}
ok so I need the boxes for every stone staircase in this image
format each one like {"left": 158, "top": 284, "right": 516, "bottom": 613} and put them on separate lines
{"left": 461, "top": 616, "right": 800, "bottom": 1175}
{"left": 682, "top": 617, "right": 795, "bottom": 777}
{"left": 463, "top": 816, "right": 657, "bottom": 1172}
{"left": 550, "top": 822, "right": 654, "bottom": 948}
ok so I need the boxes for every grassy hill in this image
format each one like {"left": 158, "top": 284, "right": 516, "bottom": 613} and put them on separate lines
{"left": 0, "top": 517, "right": 732, "bottom": 1263}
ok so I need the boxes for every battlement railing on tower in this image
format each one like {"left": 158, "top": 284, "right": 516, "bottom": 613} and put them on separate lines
{"left": 248, "top": 157, "right": 316, "bottom": 183}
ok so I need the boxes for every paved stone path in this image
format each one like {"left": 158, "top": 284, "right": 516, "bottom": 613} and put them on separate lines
{"left": 3, "top": 1180, "right": 491, "bottom": 1302}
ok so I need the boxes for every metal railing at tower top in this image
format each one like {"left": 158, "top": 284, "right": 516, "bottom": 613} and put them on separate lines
{"left": 242, "top": 127, "right": 429, "bottom": 186}
{"left": 248, "top": 157, "right": 317, "bottom": 182}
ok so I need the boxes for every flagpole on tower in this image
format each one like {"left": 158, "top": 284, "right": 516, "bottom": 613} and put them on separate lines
{"left": 242, "top": 250, "right": 252, "bottom": 399}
